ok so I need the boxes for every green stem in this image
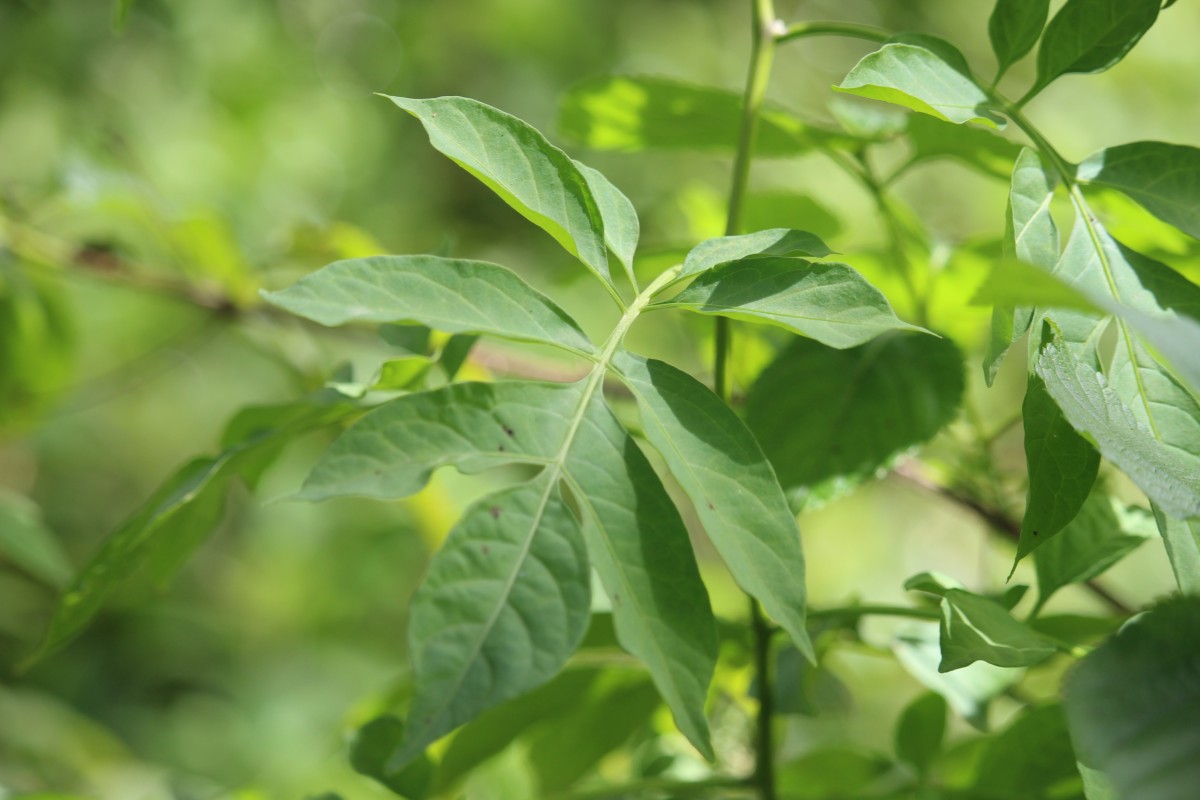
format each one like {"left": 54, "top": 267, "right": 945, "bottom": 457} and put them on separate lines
{"left": 776, "top": 20, "right": 891, "bottom": 45}
{"left": 806, "top": 604, "right": 941, "bottom": 623}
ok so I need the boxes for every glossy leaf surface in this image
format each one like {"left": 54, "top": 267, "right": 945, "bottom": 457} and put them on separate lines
{"left": 262, "top": 255, "right": 595, "bottom": 357}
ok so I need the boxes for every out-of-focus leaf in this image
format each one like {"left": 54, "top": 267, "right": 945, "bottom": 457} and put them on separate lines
{"left": 559, "top": 75, "right": 843, "bottom": 156}
{"left": 386, "top": 96, "right": 612, "bottom": 287}
{"left": 1031, "top": 614, "right": 1122, "bottom": 645}
{"left": 0, "top": 260, "right": 75, "bottom": 429}
{"left": 894, "top": 692, "right": 947, "bottom": 777}
{"left": 350, "top": 716, "right": 434, "bottom": 799}
{"left": 1152, "top": 505, "right": 1200, "bottom": 595}
{"left": 1078, "top": 141, "right": 1200, "bottom": 240}
{"left": 938, "top": 589, "right": 1059, "bottom": 672}
{"left": 775, "top": 748, "right": 891, "bottom": 799}
{"left": 828, "top": 97, "right": 908, "bottom": 142}
{"left": 775, "top": 645, "right": 853, "bottom": 717}
{"left": 837, "top": 43, "right": 1002, "bottom": 127}
{"left": 742, "top": 194, "right": 843, "bottom": 241}
{"left": 906, "top": 114, "right": 1022, "bottom": 179}
{"left": 1065, "top": 596, "right": 1200, "bottom": 800}
{"left": 746, "top": 333, "right": 963, "bottom": 495}
{"left": 1031, "top": 0, "right": 1161, "bottom": 99}
{"left": 972, "top": 705, "right": 1081, "bottom": 798}
{"left": 0, "top": 491, "right": 72, "bottom": 588}
{"left": 659, "top": 257, "right": 925, "bottom": 348}
{"left": 989, "top": 0, "right": 1050, "bottom": 77}
{"left": 1034, "top": 490, "right": 1150, "bottom": 606}
{"left": 677, "top": 230, "right": 833, "bottom": 280}
{"left": 261, "top": 255, "right": 596, "bottom": 357}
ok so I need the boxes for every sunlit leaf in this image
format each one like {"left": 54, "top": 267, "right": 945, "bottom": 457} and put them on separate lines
{"left": 1030, "top": 0, "right": 1160, "bottom": 99}
{"left": 658, "top": 257, "right": 925, "bottom": 348}
{"left": 678, "top": 230, "right": 833, "bottom": 280}
{"left": 613, "top": 352, "right": 813, "bottom": 658}
{"left": 989, "top": 0, "right": 1050, "bottom": 78}
{"left": 261, "top": 255, "right": 595, "bottom": 357}
{"left": 386, "top": 96, "right": 612, "bottom": 287}
{"left": 1065, "top": 596, "right": 1200, "bottom": 800}
{"left": 837, "top": 43, "right": 1003, "bottom": 127}
{"left": 1078, "top": 141, "right": 1200, "bottom": 240}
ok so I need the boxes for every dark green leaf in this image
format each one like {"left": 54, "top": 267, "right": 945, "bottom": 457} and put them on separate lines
{"left": 1152, "top": 505, "right": 1200, "bottom": 595}
{"left": 746, "top": 333, "right": 963, "bottom": 494}
{"left": 613, "top": 353, "right": 813, "bottom": 658}
{"left": 1065, "top": 596, "right": 1200, "bottom": 800}
{"left": 973, "top": 705, "right": 1080, "bottom": 798}
{"left": 386, "top": 96, "right": 612, "bottom": 287}
{"left": 0, "top": 491, "right": 72, "bottom": 588}
{"left": 1015, "top": 374, "right": 1101, "bottom": 567}
{"left": 558, "top": 75, "right": 841, "bottom": 156}
{"left": 351, "top": 716, "right": 434, "bottom": 799}
{"left": 679, "top": 230, "right": 833, "bottom": 280}
{"left": 894, "top": 692, "right": 947, "bottom": 776}
{"left": 775, "top": 645, "right": 853, "bottom": 717}
{"left": 1077, "top": 141, "right": 1200, "bottom": 240}
{"left": 989, "top": 0, "right": 1050, "bottom": 77}
{"left": 1030, "top": 614, "right": 1122, "bottom": 646}
{"left": 261, "top": 255, "right": 595, "bottom": 357}
{"left": 1031, "top": 0, "right": 1160, "bottom": 99}
{"left": 837, "top": 43, "right": 1003, "bottom": 127}
{"left": 658, "top": 257, "right": 925, "bottom": 348}
{"left": 1034, "top": 490, "right": 1150, "bottom": 606}
{"left": 938, "top": 589, "right": 1059, "bottom": 672}
{"left": 776, "top": 748, "right": 891, "bottom": 799}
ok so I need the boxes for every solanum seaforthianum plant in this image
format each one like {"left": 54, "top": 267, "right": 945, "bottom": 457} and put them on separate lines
{"left": 23, "top": 0, "right": 1200, "bottom": 798}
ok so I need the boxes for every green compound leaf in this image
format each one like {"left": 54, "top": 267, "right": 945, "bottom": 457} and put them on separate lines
{"left": 656, "top": 257, "right": 925, "bottom": 349}
{"left": 1015, "top": 374, "right": 1101, "bottom": 568}
{"left": 612, "top": 352, "right": 813, "bottom": 659}
{"left": 989, "top": 0, "right": 1050, "bottom": 78}
{"left": 1034, "top": 490, "right": 1150, "bottom": 607}
{"left": 261, "top": 255, "right": 595, "bottom": 357}
{"left": 392, "top": 472, "right": 591, "bottom": 768}
{"left": 0, "top": 491, "right": 72, "bottom": 588}
{"left": 299, "top": 380, "right": 717, "bottom": 761}
{"left": 558, "top": 75, "right": 842, "bottom": 156}
{"left": 575, "top": 161, "right": 640, "bottom": 288}
{"left": 837, "top": 43, "right": 1003, "bottom": 127}
{"left": 386, "top": 96, "right": 613, "bottom": 288}
{"left": 1030, "top": 0, "right": 1160, "bottom": 100}
{"left": 350, "top": 716, "right": 434, "bottom": 799}
{"left": 1078, "top": 142, "right": 1200, "bottom": 240}
{"left": 745, "top": 333, "right": 963, "bottom": 496}
{"left": 1152, "top": 505, "right": 1200, "bottom": 595}
{"left": 938, "top": 589, "right": 1059, "bottom": 672}
{"left": 905, "top": 114, "right": 1022, "bottom": 180}
{"left": 1065, "top": 596, "right": 1200, "bottom": 800}
{"left": 894, "top": 692, "right": 947, "bottom": 777}
{"left": 679, "top": 229, "right": 833, "bottom": 280}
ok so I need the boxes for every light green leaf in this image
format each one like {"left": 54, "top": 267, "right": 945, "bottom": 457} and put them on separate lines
{"left": 973, "top": 259, "right": 1096, "bottom": 312}
{"left": 989, "top": 0, "right": 1050, "bottom": 78}
{"left": 829, "top": 96, "right": 908, "bottom": 142}
{"left": 894, "top": 692, "right": 947, "bottom": 777}
{"left": 612, "top": 352, "right": 813, "bottom": 659}
{"left": 386, "top": 95, "right": 612, "bottom": 287}
{"left": 1078, "top": 141, "right": 1200, "bottom": 240}
{"left": 0, "top": 491, "right": 72, "bottom": 588}
{"left": 742, "top": 194, "right": 843, "bottom": 242}
{"left": 1034, "top": 490, "right": 1150, "bottom": 606}
{"left": 1079, "top": 762, "right": 1120, "bottom": 800}
{"left": 745, "top": 333, "right": 963, "bottom": 494}
{"left": 657, "top": 257, "right": 925, "bottom": 348}
{"left": 1152, "top": 505, "right": 1200, "bottom": 595}
{"left": 1015, "top": 374, "right": 1101, "bottom": 568}
{"left": 299, "top": 380, "right": 717, "bottom": 759}
{"left": 679, "top": 229, "right": 833, "bottom": 280}
{"left": 1037, "top": 338, "right": 1200, "bottom": 518}
{"left": 972, "top": 705, "right": 1080, "bottom": 798}
{"left": 893, "top": 622, "right": 1022, "bottom": 730}
{"left": 261, "top": 255, "right": 595, "bottom": 357}
{"left": 558, "top": 75, "right": 842, "bottom": 156}
{"left": 906, "top": 114, "right": 1022, "bottom": 179}
{"left": 1031, "top": 0, "right": 1160, "bottom": 99}
{"left": 985, "top": 148, "right": 1061, "bottom": 385}
{"left": 350, "top": 716, "right": 434, "bottom": 799}
{"left": 575, "top": 161, "right": 640, "bottom": 288}
{"left": 1065, "top": 596, "right": 1200, "bottom": 800}
{"left": 837, "top": 43, "right": 1003, "bottom": 127}
{"left": 904, "top": 571, "right": 966, "bottom": 598}
{"left": 938, "top": 589, "right": 1059, "bottom": 672}
{"left": 392, "top": 472, "right": 591, "bottom": 768}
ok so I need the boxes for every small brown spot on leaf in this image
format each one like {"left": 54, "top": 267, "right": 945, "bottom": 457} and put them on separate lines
{"left": 481, "top": 544, "right": 490, "bottom": 554}
{"left": 490, "top": 506, "right": 501, "bottom": 519}
{"left": 503, "top": 425, "right": 515, "bottom": 437}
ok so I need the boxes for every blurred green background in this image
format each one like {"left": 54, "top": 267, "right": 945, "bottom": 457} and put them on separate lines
{"left": 2, "top": 0, "right": 1198, "bottom": 797}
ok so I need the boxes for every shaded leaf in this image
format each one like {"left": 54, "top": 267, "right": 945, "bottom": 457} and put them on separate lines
{"left": 261, "top": 255, "right": 595, "bottom": 357}
{"left": 989, "top": 0, "right": 1050, "bottom": 77}
{"left": 837, "top": 43, "right": 1002, "bottom": 127}
{"left": 938, "top": 589, "right": 1059, "bottom": 672}
{"left": 386, "top": 96, "right": 612, "bottom": 286}
{"left": 0, "top": 491, "right": 72, "bottom": 588}
{"left": 906, "top": 114, "right": 1022, "bottom": 179}
{"left": 894, "top": 692, "right": 947, "bottom": 777}
{"left": 776, "top": 748, "right": 891, "bottom": 799}
{"left": 972, "top": 705, "right": 1080, "bottom": 798}
{"left": 1152, "top": 505, "right": 1200, "bottom": 595}
{"left": 679, "top": 229, "right": 833, "bottom": 280}
{"left": 1031, "top": 0, "right": 1160, "bottom": 98}
{"left": 351, "top": 716, "right": 434, "bottom": 799}
{"left": 613, "top": 352, "right": 812, "bottom": 658}
{"left": 745, "top": 333, "right": 963, "bottom": 494}
{"left": 775, "top": 645, "right": 853, "bottom": 717}
{"left": 658, "top": 257, "right": 924, "bottom": 348}
{"left": 1078, "top": 141, "right": 1200, "bottom": 240}
{"left": 1065, "top": 596, "right": 1200, "bottom": 800}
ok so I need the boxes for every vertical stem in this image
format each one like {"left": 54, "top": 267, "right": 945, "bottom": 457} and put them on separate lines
{"left": 720, "top": 2, "right": 779, "bottom": 799}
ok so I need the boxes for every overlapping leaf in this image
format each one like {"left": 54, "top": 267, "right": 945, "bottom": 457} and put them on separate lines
{"left": 938, "top": 589, "right": 1059, "bottom": 672}
{"left": 386, "top": 96, "right": 613, "bottom": 287}
{"left": 678, "top": 229, "right": 832, "bottom": 280}
{"left": 989, "top": 0, "right": 1050, "bottom": 78}
{"left": 1152, "top": 505, "right": 1200, "bottom": 595}
{"left": 261, "top": 255, "right": 595, "bottom": 357}
{"left": 1030, "top": 0, "right": 1160, "bottom": 100}
{"left": 655, "top": 256, "right": 925, "bottom": 349}
{"left": 1077, "top": 141, "right": 1200, "bottom": 240}
{"left": 905, "top": 114, "right": 1022, "bottom": 180}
